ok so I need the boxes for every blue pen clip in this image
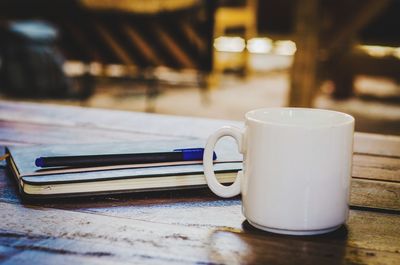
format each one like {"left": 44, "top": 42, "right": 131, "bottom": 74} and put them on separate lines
{"left": 173, "top": 148, "right": 217, "bottom": 161}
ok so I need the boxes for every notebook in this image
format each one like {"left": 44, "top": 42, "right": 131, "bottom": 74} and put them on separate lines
{"left": 6, "top": 139, "right": 242, "bottom": 199}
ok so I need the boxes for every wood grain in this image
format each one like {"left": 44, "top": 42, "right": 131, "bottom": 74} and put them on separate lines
{"left": 1, "top": 101, "right": 399, "bottom": 157}
{"left": 0, "top": 100, "right": 239, "bottom": 140}
{"left": 354, "top": 132, "right": 400, "bottom": 158}
{"left": 1, "top": 101, "right": 400, "bottom": 264}
{"left": 351, "top": 179, "right": 400, "bottom": 211}
{"left": 353, "top": 154, "right": 400, "bottom": 182}
{"left": 0, "top": 202, "right": 399, "bottom": 265}
{"left": 0, "top": 120, "right": 179, "bottom": 145}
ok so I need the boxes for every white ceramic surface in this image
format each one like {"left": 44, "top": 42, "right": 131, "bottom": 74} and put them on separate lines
{"left": 203, "top": 108, "right": 354, "bottom": 235}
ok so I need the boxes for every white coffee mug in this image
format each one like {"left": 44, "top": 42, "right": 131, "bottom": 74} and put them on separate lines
{"left": 203, "top": 108, "right": 354, "bottom": 235}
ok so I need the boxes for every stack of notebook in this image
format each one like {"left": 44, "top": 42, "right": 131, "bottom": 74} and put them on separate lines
{"left": 7, "top": 140, "right": 242, "bottom": 199}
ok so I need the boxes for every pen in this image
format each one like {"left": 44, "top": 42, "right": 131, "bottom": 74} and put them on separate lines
{"left": 35, "top": 148, "right": 217, "bottom": 168}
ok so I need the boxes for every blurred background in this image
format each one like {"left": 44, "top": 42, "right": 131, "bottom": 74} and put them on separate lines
{"left": 0, "top": 0, "right": 399, "bottom": 134}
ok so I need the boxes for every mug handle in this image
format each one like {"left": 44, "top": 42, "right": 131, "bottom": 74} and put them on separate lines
{"left": 203, "top": 126, "right": 244, "bottom": 198}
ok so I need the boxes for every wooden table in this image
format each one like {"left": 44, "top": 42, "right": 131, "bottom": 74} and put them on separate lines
{"left": 0, "top": 101, "right": 399, "bottom": 265}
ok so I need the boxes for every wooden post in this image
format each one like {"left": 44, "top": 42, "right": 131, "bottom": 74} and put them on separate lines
{"left": 289, "top": 0, "right": 320, "bottom": 107}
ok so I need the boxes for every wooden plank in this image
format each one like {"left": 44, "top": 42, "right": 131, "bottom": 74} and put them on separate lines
{"left": 0, "top": 100, "right": 241, "bottom": 139}
{"left": 0, "top": 120, "right": 179, "bottom": 145}
{"left": 354, "top": 132, "right": 400, "bottom": 158}
{"left": 351, "top": 179, "right": 400, "bottom": 211}
{"left": 353, "top": 165, "right": 400, "bottom": 183}
{"left": 0, "top": 202, "right": 399, "bottom": 264}
{"left": 59, "top": 193, "right": 244, "bottom": 229}
{"left": 353, "top": 154, "right": 400, "bottom": 182}
{"left": 0, "top": 248, "right": 125, "bottom": 265}
{"left": 0, "top": 201, "right": 243, "bottom": 264}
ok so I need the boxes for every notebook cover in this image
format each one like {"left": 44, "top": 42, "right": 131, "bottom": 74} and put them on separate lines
{"left": 6, "top": 139, "right": 242, "bottom": 199}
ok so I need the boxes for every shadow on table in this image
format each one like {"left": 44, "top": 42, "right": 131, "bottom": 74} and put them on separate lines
{"left": 241, "top": 220, "right": 349, "bottom": 239}
{"left": 205, "top": 221, "right": 349, "bottom": 265}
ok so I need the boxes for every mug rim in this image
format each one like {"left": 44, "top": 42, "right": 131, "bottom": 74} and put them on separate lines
{"left": 245, "top": 107, "right": 355, "bottom": 128}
